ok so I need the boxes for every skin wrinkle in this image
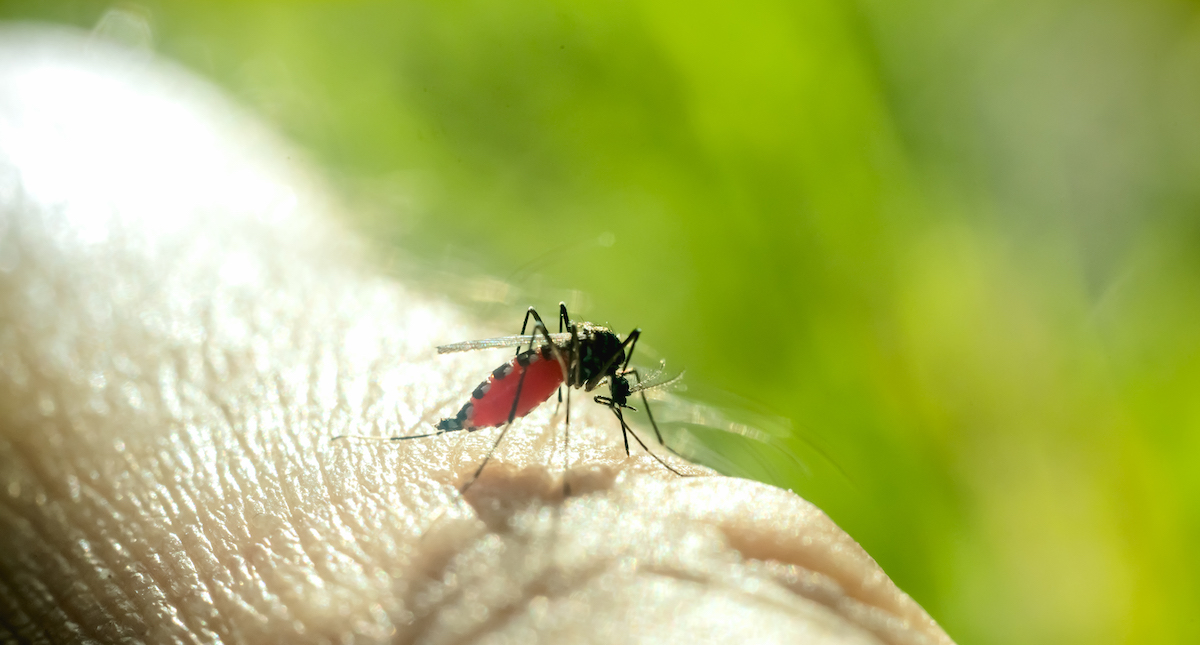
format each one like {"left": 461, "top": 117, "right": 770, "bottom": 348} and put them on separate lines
{"left": 3, "top": 574, "right": 67, "bottom": 643}
{"left": 149, "top": 448, "right": 221, "bottom": 638}
{"left": 651, "top": 481, "right": 948, "bottom": 643}
{"left": 20, "top": 509, "right": 102, "bottom": 639}
{"left": 407, "top": 485, "right": 877, "bottom": 645}
{"left": 87, "top": 500, "right": 150, "bottom": 636}
{"left": 314, "top": 443, "right": 419, "bottom": 587}
{"left": 67, "top": 484, "right": 132, "bottom": 635}
{"left": 2, "top": 432, "right": 108, "bottom": 638}
{"left": 83, "top": 256, "right": 240, "bottom": 637}
{"left": 402, "top": 507, "right": 606, "bottom": 645}
{"left": 167, "top": 454, "right": 229, "bottom": 635}
{"left": 0, "top": 25, "right": 956, "bottom": 645}
{"left": 0, "top": 576, "right": 30, "bottom": 639}
{"left": 201, "top": 301, "right": 351, "bottom": 637}
{"left": 747, "top": 561, "right": 923, "bottom": 645}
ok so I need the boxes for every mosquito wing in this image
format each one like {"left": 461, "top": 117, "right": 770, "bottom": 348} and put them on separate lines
{"left": 437, "top": 332, "right": 574, "bottom": 354}
{"left": 639, "top": 385, "right": 853, "bottom": 489}
{"left": 628, "top": 363, "right": 686, "bottom": 395}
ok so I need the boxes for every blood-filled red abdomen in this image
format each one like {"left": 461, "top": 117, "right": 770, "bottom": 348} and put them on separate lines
{"left": 455, "top": 352, "right": 565, "bottom": 429}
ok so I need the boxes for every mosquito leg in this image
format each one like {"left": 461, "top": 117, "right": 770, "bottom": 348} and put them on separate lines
{"left": 524, "top": 312, "right": 569, "bottom": 379}
{"left": 558, "top": 302, "right": 571, "bottom": 331}
{"left": 553, "top": 301, "right": 563, "bottom": 408}
{"left": 525, "top": 312, "right": 572, "bottom": 394}
{"left": 526, "top": 317, "right": 573, "bottom": 437}
{"left": 515, "top": 306, "right": 543, "bottom": 356}
{"left": 460, "top": 422, "right": 513, "bottom": 493}
{"left": 331, "top": 428, "right": 463, "bottom": 442}
{"left": 623, "top": 368, "right": 686, "bottom": 459}
{"left": 615, "top": 407, "right": 632, "bottom": 457}
{"left": 562, "top": 385, "right": 572, "bottom": 496}
{"left": 556, "top": 302, "right": 570, "bottom": 404}
{"left": 613, "top": 407, "right": 687, "bottom": 477}
{"left": 560, "top": 320, "right": 583, "bottom": 496}
{"left": 587, "top": 328, "right": 640, "bottom": 390}
{"left": 461, "top": 323, "right": 542, "bottom": 494}
{"left": 568, "top": 322, "right": 582, "bottom": 388}
{"left": 525, "top": 307, "right": 561, "bottom": 345}
{"left": 518, "top": 305, "right": 543, "bottom": 336}
{"left": 620, "top": 327, "right": 641, "bottom": 373}
{"left": 549, "top": 311, "right": 580, "bottom": 410}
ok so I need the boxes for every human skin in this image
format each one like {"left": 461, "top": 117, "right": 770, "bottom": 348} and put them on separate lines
{"left": 0, "top": 26, "right": 955, "bottom": 645}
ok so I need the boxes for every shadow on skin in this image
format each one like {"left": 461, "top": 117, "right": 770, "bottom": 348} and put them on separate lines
{"left": 0, "top": 24, "right": 955, "bottom": 645}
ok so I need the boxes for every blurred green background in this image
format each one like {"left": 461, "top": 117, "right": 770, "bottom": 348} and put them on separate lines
{"left": 6, "top": 0, "right": 1200, "bottom": 642}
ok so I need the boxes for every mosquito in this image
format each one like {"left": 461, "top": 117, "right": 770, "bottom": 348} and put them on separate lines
{"left": 337, "top": 304, "right": 689, "bottom": 493}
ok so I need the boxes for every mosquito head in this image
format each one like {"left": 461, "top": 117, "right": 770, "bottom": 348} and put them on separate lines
{"left": 594, "top": 372, "right": 636, "bottom": 411}
{"left": 609, "top": 373, "right": 632, "bottom": 406}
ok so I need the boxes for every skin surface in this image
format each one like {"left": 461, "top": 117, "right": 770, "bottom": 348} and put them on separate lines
{"left": 0, "top": 25, "right": 956, "bottom": 645}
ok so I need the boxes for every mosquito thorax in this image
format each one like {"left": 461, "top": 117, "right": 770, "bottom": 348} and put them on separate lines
{"left": 574, "top": 325, "right": 625, "bottom": 387}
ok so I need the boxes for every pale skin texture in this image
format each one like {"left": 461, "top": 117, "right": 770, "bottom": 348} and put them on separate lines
{"left": 0, "top": 26, "right": 956, "bottom": 645}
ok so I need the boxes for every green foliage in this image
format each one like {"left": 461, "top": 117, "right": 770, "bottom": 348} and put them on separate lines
{"left": 6, "top": 0, "right": 1200, "bottom": 642}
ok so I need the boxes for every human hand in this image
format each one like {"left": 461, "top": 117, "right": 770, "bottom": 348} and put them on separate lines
{"left": 0, "top": 25, "right": 954, "bottom": 645}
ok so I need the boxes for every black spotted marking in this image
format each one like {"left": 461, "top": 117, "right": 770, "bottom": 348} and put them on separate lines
{"left": 472, "top": 381, "right": 490, "bottom": 399}
{"left": 492, "top": 362, "right": 514, "bottom": 380}
{"left": 436, "top": 401, "right": 475, "bottom": 432}
{"left": 540, "top": 345, "right": 554, "bottom": 360}
{"left": 516, "top": 350, "right": 532, "bottom": 367}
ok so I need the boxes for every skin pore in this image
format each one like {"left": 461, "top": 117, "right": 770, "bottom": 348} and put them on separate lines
{"left": 0, "top": 25, "right": 954, "bottom": 645}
